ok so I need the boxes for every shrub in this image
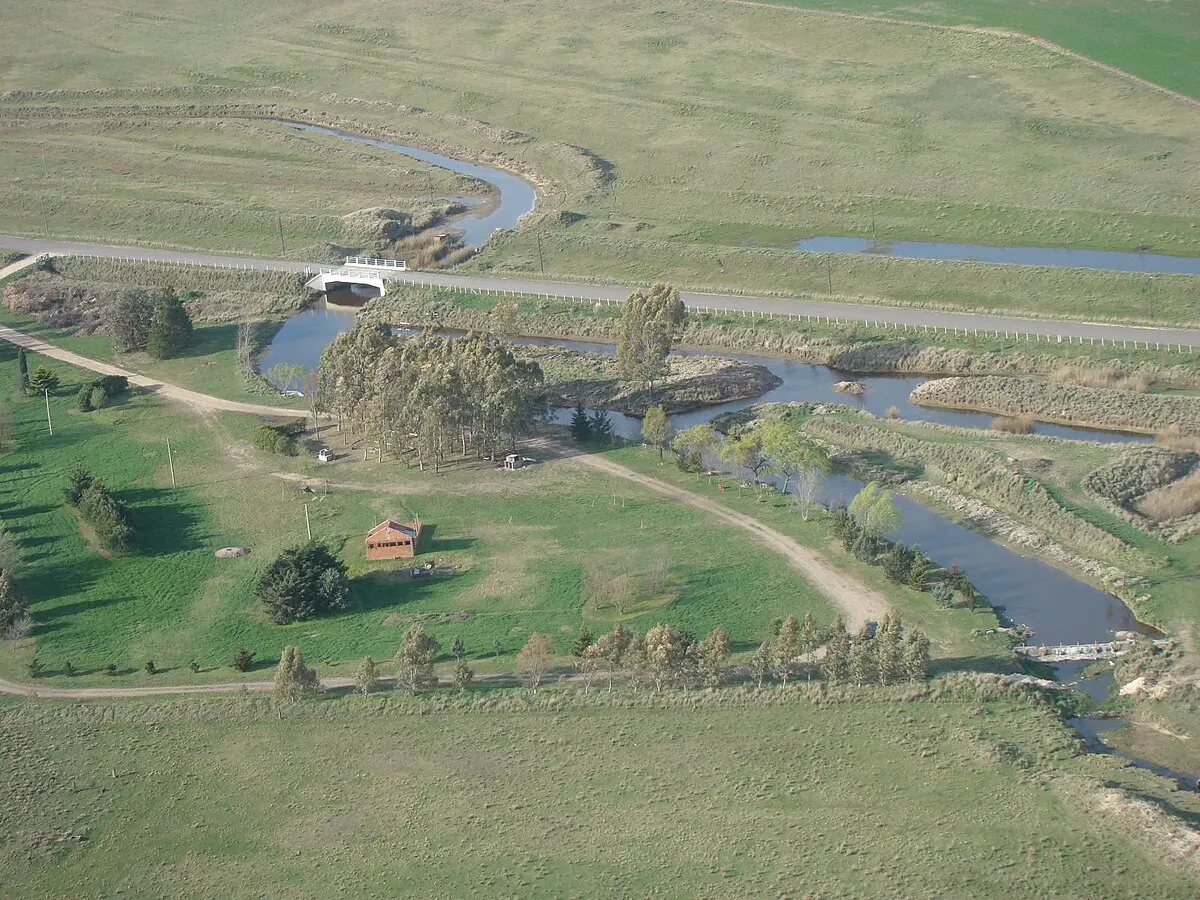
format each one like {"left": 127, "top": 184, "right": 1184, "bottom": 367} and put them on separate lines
{"left": 0, "top": 569, "right": 30, "bottom": 638}
{"left": 93, "top": 375, "right": 129, "bottom": 399}
{"left": 232, "top": 649, "right": 256, "bottom": 671}
{"left": 253, "top": 419, "right": 306, "bottom": 456}
{"left": 89, "top": 385, "right": 107, "bottom": 411}
{"left": 989, "top": 415, "right": 1033, "bottom": 434}
{"left": 105, "top": 663, "right": 118, "bottom": 677}
{"left": 1136, "top": 470, "right": 1200, "bottom": 522}
{"left": 76, "top": 384, "right": 94, "bottom": 412}
{"left": 65, "top": 466, "right": 95, "bottom": 506}
{"left": 78, "top": 481, "right": 135, "bottom": 552}
{"left": 256, "top": 543, "right": 350, "bottom": 624}
{"left": 189, "top": 660, "right": 201, "bottom": 673}
{"left": 63, "top": 661, "right": 77, "bottom": 677}
{"left": 144, "top": 660, "right": 157, "bottom": 675}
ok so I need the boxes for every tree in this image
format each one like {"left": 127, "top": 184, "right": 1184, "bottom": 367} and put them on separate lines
{"left": 931, "top": 582, "right": 956, "bottom": 608}
{"left": 16, "top": 348, "right": 28, "bottom": 395}
{"left": 589, "top": 409, "right": 613, "bottom": 445}
{"left": 26, "top": 366, "right": 60, "bottom": 396}
{"left": 103, "top": 287, "right": 154, "bottom": 352}
{"left": 903, "top": 631, "right": 931, "bottom": 682}
{"left": 798, "top": 613, "right": 821, "bottom": 681}
{"left": 749, "top": 640, "right": 774, "bottom": 688}
{"left": 76, "top": 384, "right": 95, "bottom": 412}
{"left": 696, "top": 625, "right": 732, "bottom": 687}
{"left": 672, "top": 423, "right": 718, "bottom": 473}
{"left": 232, "top": 649, "right": 256, "bottom": 671}
{"left": 145, "top": 289, "right": 193, "bottom": 360}
{"left": 774, "top": 615, "right": 801, "bottom": 685}
{"left": 641, "top": 405, "right": 672, "bottom": 460}
{"left": 266, "top": 363, "right": 307, "bottom": 395}
{"left": 0, "top": 569, "right": 30, "bottom": 639}
{"left": 89, "top": 385, "right": 107, "bottom": 411}
{"left": 821, "top": 617, "right": 851, "bottom": 684}
{"left": 874, "top": 616, "right": 904, "bottom": 685}
{"left": 256, "top": 543, "right": 351, "bottom": 624}
{"left": 849, "top": 482, "right": 901, "bottom": 540}
{"left": 571, "top": 626, "right": 595, "bottom": 659}
{"left": 394, "top": 626, "right": 440, "bottom": 693}
{"left": 616, "top": 282, "right": 686, "bottom": 392}
{"left": 849, "top": 625, "right": 878, "bottom": 685}
{"left": 719, "top": 429, "right": 771, "bottom": 485}
{"left": 516, "top": 632, "right": 554, "bottom": 691}
{"left": 759, "top": 420, "right": 829, "bottom": 495}
{"left": 451, "top": 636, "right": 466, "bottom": 661}
{"left": 353, "top": 656, "right": 379, "bottom": 694}
{"left": 591, "top": 623, "right": 632, "bottom": 690}
{"left": 643, "top": 623, "right": 684, "bottom": 691}
{"left": 453, "top": 659, "right": 474, "bottom": 692}
{"left": 907, "top": 554, "right": 931, "bottom": 592}
{"left": 274, "top": 645, "right": 322, "bottom": 699}
{"left": 0, "top": 522, "right": 22, "bottom": 571}
{"left": 569, "top": 402, "right": 592, "bottom": 443}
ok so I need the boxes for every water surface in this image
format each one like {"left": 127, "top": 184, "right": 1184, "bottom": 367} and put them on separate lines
{"left": 795, "top": 236, "right": 1200, "bottom": 276}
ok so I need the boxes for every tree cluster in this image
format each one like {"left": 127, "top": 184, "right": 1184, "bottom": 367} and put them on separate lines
{"left": 819, "top": 615, "right": 930, "bottom": 686}
{"left": 252, "top": 419, "right": 306, "bottom": 455}
{"left": 568, "top": 403, "right": 614, "bottom": 444}
{"left": 256, "top": 543, "right": 351, "bottom": 624}
{"left": 318, "top": 326, "right": 547, "bottom": 472}
{"left": 104, "top": 287, "right": 193, "bottom": 359}
{"left": 274, "top": 645, "right": 322, "bottom": 698}
{"left": 0, "top": 568, "right": 30, "bottom": 640}
{"left": 64, "top": 467, "right": 135, "bottom": 552}
{"left": 616, "top": 283, "right": 687, "bottom": 392}
{"left": 76, "top": 375, "right": 129, "bottom": 413}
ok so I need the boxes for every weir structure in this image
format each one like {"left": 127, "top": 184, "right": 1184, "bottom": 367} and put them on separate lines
{"left": 1014, "top": 639, "right": 1170, "bottom": 663}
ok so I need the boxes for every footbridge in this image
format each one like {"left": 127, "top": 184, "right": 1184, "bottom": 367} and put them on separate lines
{"left": 1014, "top": 639, "right": 1170, "bottom": 663}
{"left": 304, "top": 256, "right": 407, "bottom": 296}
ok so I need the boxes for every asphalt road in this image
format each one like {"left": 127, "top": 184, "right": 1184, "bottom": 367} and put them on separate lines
{"left": 4, "top": 235, "right": 1199, "bottom": 347}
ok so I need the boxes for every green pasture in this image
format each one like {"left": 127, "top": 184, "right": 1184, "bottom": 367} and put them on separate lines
{"left": 1, "top": 693, "right": 1196, "bottom": 898}
{"left": 0, "top": 0, "right": 1197, "bottom": 317}
{"left": 0, "top": 346, "right": 861, "bottom": 684}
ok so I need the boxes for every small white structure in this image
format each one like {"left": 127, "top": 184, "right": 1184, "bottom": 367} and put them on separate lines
{"left": 317, "top": 448, "right": 333, "bottom": 463}
{"left": 503, "top": 453, "right": 536, "bottom": 471}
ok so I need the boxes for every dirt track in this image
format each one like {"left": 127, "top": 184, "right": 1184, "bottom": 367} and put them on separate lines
{"left": 0, "top": 327, "right": 887, "bottom": 699}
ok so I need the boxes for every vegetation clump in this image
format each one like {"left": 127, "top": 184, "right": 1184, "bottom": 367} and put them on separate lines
{"left": 273, "top": 645, "right": 322, "bottom": 698}
{"left": 252, "top": 419, "right": 306, "bottom": 455}
{"left": 64, "top": 467, "right": 134, "bottom": 552}
{"left": 256, "top": 543, "right": 350, "bottom": 624}
{"left": 145, "top": 289, "right": 193, "bottom": 360}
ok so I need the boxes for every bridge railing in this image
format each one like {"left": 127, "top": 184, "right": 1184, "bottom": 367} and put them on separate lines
{"left": 345, "top": 256, "right": 406, "bottom": 270}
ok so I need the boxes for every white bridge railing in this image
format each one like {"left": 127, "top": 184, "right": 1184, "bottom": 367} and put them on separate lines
{"left": 344, "top": 256, "right": 406, "bottom": 270}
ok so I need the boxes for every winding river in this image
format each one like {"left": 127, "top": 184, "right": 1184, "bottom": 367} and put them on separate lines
{"left": 264, "top": 125, "right": 1187, "bottom": 783}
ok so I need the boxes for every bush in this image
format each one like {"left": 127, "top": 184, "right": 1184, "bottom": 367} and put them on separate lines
{"left": 89, "top": 385, "right": 107, "bottom": 411}
{"left": 64, "top": 466, "right": 95, "bottom": 506}
{"left": 232, "top": 649, "right": 256, "bottom": 671}
{"left": 253, "top": 419, "right": 306, "bottom": 456}
{"left": 76, "top": 384, "right": 94, "bottom": 412}
{"left": 93, "top": 375, "right": 130, "bottom": 398}
{"left": 68, "top": 470, "right": 135, "bottom": 552}
{"left": 256, "top": 543, "right": 350, "bottom": 624}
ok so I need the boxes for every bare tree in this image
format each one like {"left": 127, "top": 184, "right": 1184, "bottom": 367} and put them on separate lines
{"left": 516, "top": 633, "right": 554, "bottom": 691}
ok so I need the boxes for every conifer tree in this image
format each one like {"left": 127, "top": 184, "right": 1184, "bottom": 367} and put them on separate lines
{"left": 773, "top": 615, "right": 801, "bottom": 685}
{"left": 569, "top": 402, "right": 592, "bottom": 443}
{"left": 849, "top": 636, "right": 877, "bottom": 686}
{"left": 273, "top": 645, "right": 322, "bottom": 699}
{"left": 16, "top": 348, "right": 28, "bottom": 395}
{"left": 874, "top": 616, "right": 904, "bottom": 686}
{"left": 453, "top": 659, "right": 474, "bottom": 692}
{"left": 145, "top": 289, "right": 193, "bottom": 360}
{"left": 821, "top": 617, "right": 851, "bottom": 684}
{"left": 571, "top": 626, "right": 595, "bottom": 659}
{"left": 353, "top": 656, "right": 379, "bottom": 694}
{"left": 26, "top": 366, "right": 60, "bottom": 396}
{"left": 589, "top": 409, "right": 613, "bottom": 445}
{"left": 903, "top": 631, "right": 931, "bottom": 682}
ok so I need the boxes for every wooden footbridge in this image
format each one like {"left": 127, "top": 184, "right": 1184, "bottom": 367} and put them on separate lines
{"left": 1014, "top": 639, "right": 1169, "bottom": 663}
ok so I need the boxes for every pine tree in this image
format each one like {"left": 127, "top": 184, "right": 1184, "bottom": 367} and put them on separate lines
{"left": 451, "top": 636, "right": 466, "bottom": 661}
{"left": 145, "top": 289, "right": 193, "bottom": 360}
{"left": 273, "top": 645, "right": 322, "bottom": 698}
{"left": 353, "top": 656, "right": 379, "bottom": 694}
{"left": 907, "top": 554, "right": 931, "bottom": 592}
{"left": 571, "top": 626, "right": 595, "bottom": 659}
{"left": 874, "top": 616, "right": 904, "bottom": 686}
{"left": 16, "top": 348, "right": 28, "bottom": 395}
{"left": 26, "top": 366, "right": 60, "bottom": 396}
{"left": 821, "top": 617, "right": 851, "bottom": 685}
{"left": 589, "top": 409, "right": 613, "bottom": 445}
{"left": 903, "top": 631, "right": 931, "bottom": 682}
{"left": 774, "top": 615, "right": 801, "bottom": 685}
{"left": 849, "top": 637, "right": 877, "bottom": 686}
{"left": 569, "top": 402, "right": 592, "bottom": 443}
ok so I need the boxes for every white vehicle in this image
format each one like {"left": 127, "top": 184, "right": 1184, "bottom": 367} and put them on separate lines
{"left": 317, "top": 448, "right": 333, "bottom": 463}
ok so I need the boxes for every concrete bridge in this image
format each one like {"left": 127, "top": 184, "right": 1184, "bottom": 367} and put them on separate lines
{"left": 1014, "top": 639, "right": 1169, "bottom": 663}
{"left": 303, "top": 256, "right": 407, "bottom": 297}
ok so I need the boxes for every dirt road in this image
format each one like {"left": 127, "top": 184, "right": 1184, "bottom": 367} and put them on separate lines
{"left": 0, "top": 324, "right": 304, "bottom": 419}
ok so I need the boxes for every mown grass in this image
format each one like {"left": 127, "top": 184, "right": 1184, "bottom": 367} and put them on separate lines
{"left": 1, "top": 0, "right": 1199, "bottom": 320}
{"left": 1, "top": 692, "right": 1196, "bottom": 899}
{"left": 764, "top": 0, "right": 1200, "bottom": 100}
{"left": 0, "top": 345, "right": 870, "bottom": 685}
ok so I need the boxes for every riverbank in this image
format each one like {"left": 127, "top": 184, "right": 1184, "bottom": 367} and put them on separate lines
{"left": 530, "top": 345, "right": 782, "bottom": 416}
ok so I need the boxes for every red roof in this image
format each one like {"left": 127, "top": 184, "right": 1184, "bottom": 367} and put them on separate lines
{"left": 366, "top": 520, "right": 420, "bottom": 540}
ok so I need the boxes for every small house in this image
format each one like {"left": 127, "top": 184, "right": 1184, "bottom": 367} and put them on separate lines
{"left": 365, "top": 519, "right": 423, "bottom": 560}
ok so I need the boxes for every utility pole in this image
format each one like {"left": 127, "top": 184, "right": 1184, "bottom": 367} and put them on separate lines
{"left": 304, "top": 503, "right": 312, "bottom": 540}
{"left": 44, "top": 388, "right": 53, "bottom": 436}
{"left": 277, "top": 214, "right": 286, "bottom": 255}
{"left": 826, "top": 257, "right": 833, "bottom": 295}
{"left": 166, "top": 438, "right": 177, "bottom": 487}
{"left": 536, "top": 232, "right": 545, "bottom": 275}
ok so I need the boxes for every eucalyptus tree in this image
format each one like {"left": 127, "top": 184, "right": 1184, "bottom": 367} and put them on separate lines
{"left": 616, "top": 283, "right": 686, "bottom": 393}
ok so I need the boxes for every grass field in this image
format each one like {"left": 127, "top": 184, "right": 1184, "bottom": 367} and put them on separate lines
{"left": 1, "top": 0, "right": 1198, "bottom": 321}
{"left": 1, "top": 691, "right": 1196, "bottom": 898}
{"left": 6, "top": 343, "right": 941, "bottom": 684}
{"left": 765, "top": 0, "right": 1200, "bottom": 101}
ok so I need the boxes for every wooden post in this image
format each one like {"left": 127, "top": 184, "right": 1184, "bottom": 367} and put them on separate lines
{"left": 166, "top": 438, "right": 176, "bottom": 487}
{"left": 304, "top": 503, "right": 312, "bottom": 540}
{"left": 44, "top": 389, "right": 53, "bottom": 436}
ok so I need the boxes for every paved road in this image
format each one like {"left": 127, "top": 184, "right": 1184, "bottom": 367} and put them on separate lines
{"left": 4, "top": 235, "right": 1199, "bottom": 347}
